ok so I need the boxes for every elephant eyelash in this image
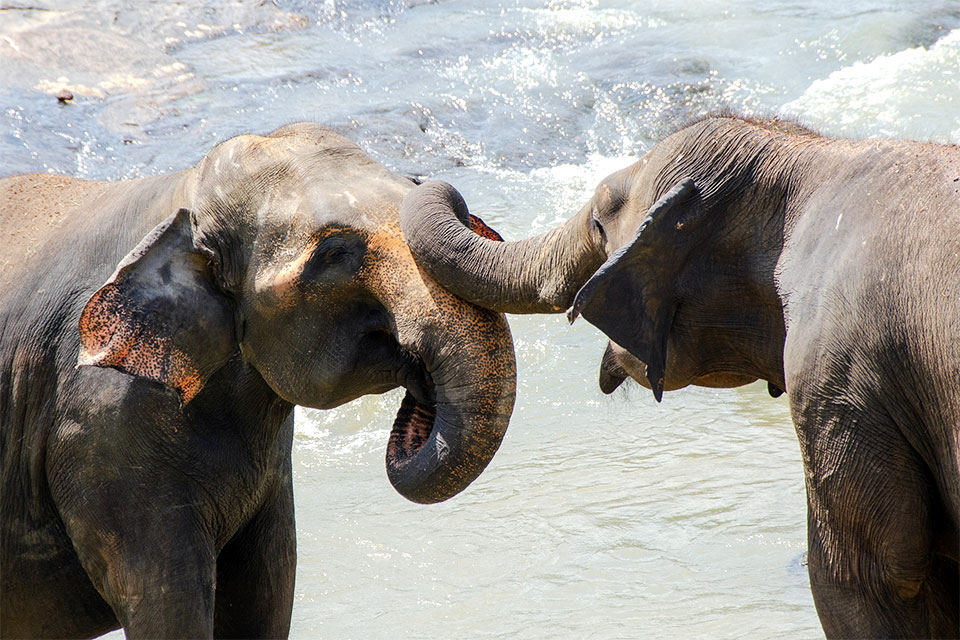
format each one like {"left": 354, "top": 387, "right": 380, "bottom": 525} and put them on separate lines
{"left": 321, "top": 247, "right": 348, "bottom": 263}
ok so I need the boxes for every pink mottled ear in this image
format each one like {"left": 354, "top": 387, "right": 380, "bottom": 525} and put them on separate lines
{"left": 468, "top": 214, "right": 504, "bottom": 242}
{"left": 78, "top": 209, "right": 236, "bottom": 404}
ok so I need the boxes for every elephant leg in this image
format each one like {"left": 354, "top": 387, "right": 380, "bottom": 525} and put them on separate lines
{"left": 76, "top": 523, "right": 217, "bottom": 638}
{"left": 214, "top": 474, "right": 297, "bottom": 639}
{"left": 116, "top": 561, "right": 216, "bottom": 638}
{"left": 794, "top": 396, "right": 958, "bottom": 638}
{"left": 55, "top": 482, "right": 218, "bottom": 638}
{"left": 807, "top": 517, "right": 959, "bottom": 639}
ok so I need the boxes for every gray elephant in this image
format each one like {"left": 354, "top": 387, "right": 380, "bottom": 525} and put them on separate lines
{"left": 399, "top": 115, "right": 959, "bottom": 639}
{"left": 0, "top": 123, "right": 515, "bottom": 638}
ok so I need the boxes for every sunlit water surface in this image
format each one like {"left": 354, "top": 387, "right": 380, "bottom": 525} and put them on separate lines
{"left": 2, "top": 1, "right": 958, "bottom": 637}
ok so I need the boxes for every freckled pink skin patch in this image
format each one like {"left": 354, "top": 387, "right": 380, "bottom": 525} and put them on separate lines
{"left": 78, "top": 284, "right": 205, "bottom": 404}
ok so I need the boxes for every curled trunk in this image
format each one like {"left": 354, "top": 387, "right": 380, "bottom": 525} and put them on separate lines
{"left": 385, "top": 329, "right": 515, "bottom": 503}
{"left": 399, "top": 181, "right": 606, "bottom": 314}
{"left": 378, "top": 232, "right": 517, "bottom": 504}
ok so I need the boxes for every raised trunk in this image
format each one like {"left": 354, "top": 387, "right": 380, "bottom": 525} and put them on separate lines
{"left": 399, "top": 181, "right": 606, "bottom": 314}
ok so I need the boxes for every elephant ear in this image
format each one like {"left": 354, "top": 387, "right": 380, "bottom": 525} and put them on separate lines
{"left": 78, "top": 208, "right": 236, "bottom": 404}
{"left": 567, "top": 178, "right": 704, "bottom": 402}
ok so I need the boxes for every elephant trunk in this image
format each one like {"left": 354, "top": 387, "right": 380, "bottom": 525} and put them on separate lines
{"left": 376, "top": 227, "right": 516, "bottom": 504}
{"left": 398, "top": 181, "right": 606, "bottom": 314}
{"left": 385, "top": 323, "right": 515, "bottom": 503}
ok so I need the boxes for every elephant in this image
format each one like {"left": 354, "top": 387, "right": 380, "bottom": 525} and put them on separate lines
{"left": 398, "top": 115, "right": 960, "bottom": 639}
{"left": 0, "top": 122, "right": 515, "bottom": 639}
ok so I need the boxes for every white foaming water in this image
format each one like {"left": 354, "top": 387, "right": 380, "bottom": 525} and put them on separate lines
{"left": 785, "top": 27, "right": 960, "bottom": 142}
{"left": 3, "top": 2, "right": 957, "bottom": 639}
{"left": 490, "top": 153, "right": 638, "bottom": 231}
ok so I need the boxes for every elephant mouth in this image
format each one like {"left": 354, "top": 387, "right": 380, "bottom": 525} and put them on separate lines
{"left": 355, "top": 331, "right": 437, "bottom": 461}
{"left": 387, "top": 391, "right": 437, "bottom": 463}
{"left": 386, "top": 346, "right": 438, "bottom": 464}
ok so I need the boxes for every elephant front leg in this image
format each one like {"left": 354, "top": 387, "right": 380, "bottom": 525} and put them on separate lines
{"left": 56, "top": 489, "right": 219, "bottom": 638}
{"left": 116, "top": 563, "right": 216, "bottom": 639}
{"left": 214, "top": 476, "right": 297, "bottom": 639}
{"left": 794, "top": 397, "right": 959, "bottom": 638}
{"left": 77, "top": 526, "right": 218, "bottom": 638}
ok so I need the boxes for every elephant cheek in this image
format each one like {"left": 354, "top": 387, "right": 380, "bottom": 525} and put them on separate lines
{"left": 253, "top": 260, "right": 305, "bottom": 311}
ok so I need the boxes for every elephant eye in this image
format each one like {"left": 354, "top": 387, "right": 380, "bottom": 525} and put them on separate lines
{"left": 322, "top": 245, "right": 348, "bottom": 263}
{"left": 302, "top": 233, "right": 365, "bottom": 281}
{"left": 314, "top": 238, "right": 353, "bottom": 265}
{"left": 591, "top": 215, "right": 606, "bottom": 240}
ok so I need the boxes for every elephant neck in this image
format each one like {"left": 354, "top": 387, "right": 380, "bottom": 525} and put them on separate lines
{"left": 191, "top": 354, "right": 294, "bottom": 454}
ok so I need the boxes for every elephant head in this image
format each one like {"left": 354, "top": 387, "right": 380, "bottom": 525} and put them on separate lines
{"left": 399, "top": 117, "right": 790, "bottom": 402}
{"left": 78, "top": 123, "right": 516, "bottom": 504}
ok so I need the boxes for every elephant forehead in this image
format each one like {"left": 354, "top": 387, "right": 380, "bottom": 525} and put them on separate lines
{"left": 300, "top": 176, "right": 408, "bottom": 224}
{"left": 593, "top": 182, "right": 617, "bottom": 208}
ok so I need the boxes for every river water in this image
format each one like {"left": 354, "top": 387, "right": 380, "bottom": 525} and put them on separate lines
{"left": 2, "top": 1, "right": 958, "bottom": 638}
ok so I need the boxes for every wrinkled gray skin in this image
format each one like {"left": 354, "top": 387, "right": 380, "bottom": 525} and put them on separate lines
{"left": 400, "top": 116, "right": 960, "bottom": 639}
{"left": 0, "top": 123, "right": 515, "bottom": 639}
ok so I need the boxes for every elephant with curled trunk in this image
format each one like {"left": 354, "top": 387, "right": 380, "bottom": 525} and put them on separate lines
{"left": 0, "top": 123, "right": 515, "bottom": 638}
{"left": 400, "top": 115, "right": 959, "bottom": 639}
